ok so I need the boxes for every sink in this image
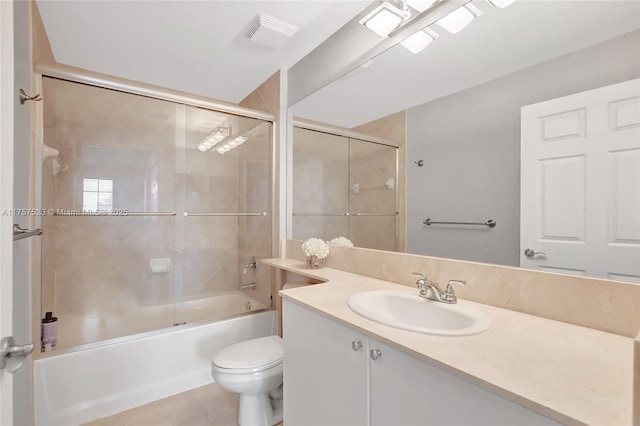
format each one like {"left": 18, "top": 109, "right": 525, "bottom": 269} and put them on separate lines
{"left": 347, "top": 290, "right": 491, "bottom": 336}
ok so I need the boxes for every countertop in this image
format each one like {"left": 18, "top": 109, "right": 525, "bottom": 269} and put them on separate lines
{"left": 264, "top": 257, "right": 634, "bottom": 426}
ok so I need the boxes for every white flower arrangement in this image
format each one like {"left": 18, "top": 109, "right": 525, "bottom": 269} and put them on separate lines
{"left": 327, "top": 236, "right": 354, "bottom": 247}
{"left": 301, "top": 238, "right": 330, "bottom": 260}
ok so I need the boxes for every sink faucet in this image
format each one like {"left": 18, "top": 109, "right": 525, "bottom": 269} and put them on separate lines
{"left": 412, "top": 273, "right": 466, "bottom": 304}
{"left": 243, "top": 256, "right": 257, "bottom": 274}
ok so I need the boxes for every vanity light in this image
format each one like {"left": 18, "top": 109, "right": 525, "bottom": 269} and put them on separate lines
{"left": 359, "top": 2, "right": 408, "bottom": 37}
{"left": 486, "top": 0, "right": 516, "bottom": 8}
{"left": 400, "top": 27, "right": 439, "bottom": 54}
{"left": 403, "top": 0, "right": 438, "bottom": 13}
{"left": 435, "top": 3, "right": 482, "bottom": 34}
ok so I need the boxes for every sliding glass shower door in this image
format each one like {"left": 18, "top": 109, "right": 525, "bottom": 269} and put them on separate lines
{"left": 40, "top": 77, "right": 273, "bottom": 350}
{"left": 292, "top": 126, "right": 398, "bottom": 250}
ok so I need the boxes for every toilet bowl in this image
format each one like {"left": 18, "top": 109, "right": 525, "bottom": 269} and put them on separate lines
{"left": 211, "top": 335, "right": 283, "bottom": 426}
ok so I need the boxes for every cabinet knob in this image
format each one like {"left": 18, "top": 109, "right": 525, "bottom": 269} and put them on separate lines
{"left": 351, "top": 340, "right": 363, "bottom": 351}
{"left": 369, "top": 349, "right": 382, "bottom": 360}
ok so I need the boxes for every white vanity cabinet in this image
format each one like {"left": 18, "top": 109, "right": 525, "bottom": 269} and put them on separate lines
{"left": 283, "top": 300, "right": 561, "bottom": 426}
{"left": 283, "top": 300, "right": 369, "bottom": 425}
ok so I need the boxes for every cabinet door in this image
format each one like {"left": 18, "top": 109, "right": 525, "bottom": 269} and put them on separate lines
{"left": 283, "top": 300, "right": 369, "bottom": 426}
{"left": 369, "top": 339, "right": 561, "bottom": 426}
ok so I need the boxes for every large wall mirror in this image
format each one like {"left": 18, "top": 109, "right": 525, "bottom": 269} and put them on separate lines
{"left": 290, "top": 0, "right": 640, "bottom": 284}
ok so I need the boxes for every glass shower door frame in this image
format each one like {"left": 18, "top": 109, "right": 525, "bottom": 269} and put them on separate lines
{"left": 32, "top": 65, "right": 277, "bottom": 351}
{"left": 290, "top": 121, "right": 400, "bottom": 250}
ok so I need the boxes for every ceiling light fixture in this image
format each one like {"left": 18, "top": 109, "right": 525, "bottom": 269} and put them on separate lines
{"left": 196, "top": 126, "right": 230, "bottom": 152}
{"left": 435, "top": 3, "right": 482, "bottom": 34}
{"left": 400, "top": 27, "right": 439, "bottom": 54}
{"left": 486, "top": 0, "right": 516, "bottom": 8}
{"left": 359, "top": 2, "right": 408, "bottom": 37}
{"left": 216, "top": 136, "right": 248, "bottom": 155}
{"left": 403, "top": 0, "right": 438, "bottom": 13}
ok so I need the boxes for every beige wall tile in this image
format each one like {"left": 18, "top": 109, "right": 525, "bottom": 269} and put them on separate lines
{"left": 284, "top": 239, "right": 640, "bottom": 338}
{"left": 239, "top": 71, "right": 280, "bottom": 115}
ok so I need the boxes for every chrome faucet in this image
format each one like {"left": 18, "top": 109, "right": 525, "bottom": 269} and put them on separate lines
{"left": 412, "top": 272, "right": 466, "bottom": 304}
{"left": 243, "top": 256, "right": 257, "bottom": 274}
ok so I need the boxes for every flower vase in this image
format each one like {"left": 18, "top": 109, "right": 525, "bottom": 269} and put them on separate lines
{"left": 305, "top": 255, "right": 326, "bottom": 269}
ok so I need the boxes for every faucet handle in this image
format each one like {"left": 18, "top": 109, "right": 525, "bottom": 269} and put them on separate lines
{"left": 445, "top": 279, "right": 466, "bottom": 295}
{"left": 412, "top": 272, "right": 427, "bottom": 288}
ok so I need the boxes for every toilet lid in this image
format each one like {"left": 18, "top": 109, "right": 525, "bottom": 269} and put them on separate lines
{"left": 212, "top": 335, "right": 283, "bottom": 371}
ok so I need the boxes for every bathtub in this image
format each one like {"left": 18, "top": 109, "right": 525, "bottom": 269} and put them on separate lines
{"left": 54, "top": 291, "right": 269, "bottom": 350}
{"left": 34, "top": 297, "right": 276, "bottom": 425}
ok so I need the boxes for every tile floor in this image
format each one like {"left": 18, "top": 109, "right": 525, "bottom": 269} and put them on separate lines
{"left": 83, "top": 383, "right": 241, "bottom": 426}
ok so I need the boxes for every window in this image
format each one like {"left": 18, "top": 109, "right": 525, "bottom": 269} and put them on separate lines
{"left": 83, "top": 179, "right": 113, "bottom": 212}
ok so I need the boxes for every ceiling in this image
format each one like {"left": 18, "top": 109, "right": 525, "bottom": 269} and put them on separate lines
{"left": 36, "top": 0, "right": 372, "bottom": 103}
{"left": 292, "top": 0, "right": 640, "bottom": 128}
{"left": 36, "top": 1, "right": 640, "bottom": 129}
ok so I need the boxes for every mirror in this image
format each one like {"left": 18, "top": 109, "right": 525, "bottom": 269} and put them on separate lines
{"left": 290, "top": 0, "right": 640, "bottom": 283}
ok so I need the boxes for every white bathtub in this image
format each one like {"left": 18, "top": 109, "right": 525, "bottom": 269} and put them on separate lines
{"left": 34, "top": 308, "right": 277, "bottom": 425}
{"left": 54, "top": 291, "right": 269, "bottom": 350}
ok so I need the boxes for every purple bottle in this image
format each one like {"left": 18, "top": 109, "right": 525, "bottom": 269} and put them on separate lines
{"left": 41, "top": 312, "right": 57, "bottom": 352}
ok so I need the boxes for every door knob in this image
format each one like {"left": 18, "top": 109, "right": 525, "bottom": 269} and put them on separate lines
{"left": 1, "top": 336, "right": 34, "bottom": 373}
{"left": 524, "top": 248, "right": 547, "bottom": 258}
{"left": 351, "top": 341, "right": 362, "bottom": 351}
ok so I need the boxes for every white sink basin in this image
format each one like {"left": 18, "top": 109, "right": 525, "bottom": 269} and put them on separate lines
{"left": 347, "top": 290, "right": 491, "bottom": 336}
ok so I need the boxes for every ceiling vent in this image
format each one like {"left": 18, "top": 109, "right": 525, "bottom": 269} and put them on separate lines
{"left": 245, "top": 14, "right": 298, "bottom": 49}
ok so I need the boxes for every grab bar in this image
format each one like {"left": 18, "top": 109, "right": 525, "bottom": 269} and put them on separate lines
{"left": 352, "top": 212, "right": 398, "bottom": 216}
{"left": 292, "top": 213, "right": 349, "bottom": 217}
{"left": 13, "top": 224, "right": 43, "bottom": 241}
{"left": 292, "top": 212, "right": 398, "bottom": 217}
{"left": 53, "top": 211, "right": 176, "bottom": 216}
{"left": 182, "top": 212, "right": 267, "bottom": 217}
{"left": 423, "top": 218, "right": 496, "bottom": 228}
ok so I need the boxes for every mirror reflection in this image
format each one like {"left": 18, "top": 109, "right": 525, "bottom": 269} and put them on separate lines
{"left": 292, "top": 126, "right": 399, "bottom": 251}
{"left": 291, "top": 0, "right": 640, "bottom": 283}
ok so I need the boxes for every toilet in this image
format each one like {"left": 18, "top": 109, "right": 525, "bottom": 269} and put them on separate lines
{"left": 211, "top": 335, "right": 283, "bottom": 426}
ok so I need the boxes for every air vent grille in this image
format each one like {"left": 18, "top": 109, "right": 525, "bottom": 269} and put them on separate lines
{"left": 245, "top": 14, "right": 297, "bottom": 49}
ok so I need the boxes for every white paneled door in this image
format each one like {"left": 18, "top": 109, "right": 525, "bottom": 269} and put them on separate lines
{"left": 521, "top": 78, "right": 640, "bottom": 283}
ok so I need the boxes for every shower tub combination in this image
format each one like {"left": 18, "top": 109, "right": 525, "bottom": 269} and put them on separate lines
{"left": 32, "top": 67, "right": 277, "bottom": 425}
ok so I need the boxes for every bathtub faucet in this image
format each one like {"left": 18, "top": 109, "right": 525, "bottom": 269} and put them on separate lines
{"left": 243, "top": 257, "right": 257, "bottom": 274}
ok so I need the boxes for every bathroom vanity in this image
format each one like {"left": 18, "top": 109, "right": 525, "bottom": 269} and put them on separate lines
{"left": 264, "top": 256, "right": 635, "bottom": 425}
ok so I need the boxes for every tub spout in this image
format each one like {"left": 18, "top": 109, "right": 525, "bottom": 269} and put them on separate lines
{"left": 240, "top": 283, "right": 256, "bottom": 291}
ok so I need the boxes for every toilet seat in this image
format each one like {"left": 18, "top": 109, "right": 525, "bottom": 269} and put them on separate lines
{"left": 212, "top": 335, "right": 283, "bottom": 374}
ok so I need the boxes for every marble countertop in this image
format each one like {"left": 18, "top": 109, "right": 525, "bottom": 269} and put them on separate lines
{"left": 264, "top": 257, "right": 634, "bottom": 426}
